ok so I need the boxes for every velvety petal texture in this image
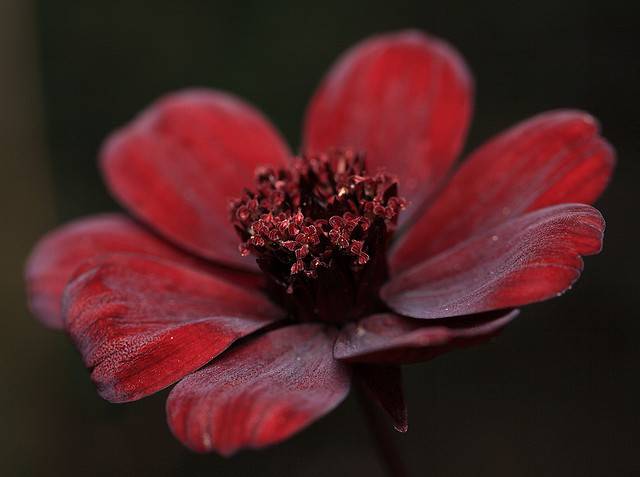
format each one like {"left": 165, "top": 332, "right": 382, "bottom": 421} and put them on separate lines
{"left": 167, "top": 324, "right": 351, "bottom": 455}
{"left": 101, "top": 89, "right": 291, "bottom": 270}
{"left": 335, "top": 311, "right": 517, "bottom": 364}
{"left": 383, "top": 204, "right": 604, "bottom": 319}
{"left": 64, "top": 254, "right": 284, "bottom": 403}
{"left": 25, "top": 214, "right": 205, "bottom": 329}
{"left": 356, "top": 365, "right": 407, "bottom": 432}
{"left": 392, "top": 111, "right": 614, "bottom": 271}
{"left": 304, "top": 30, "right": 473, "bottom": 222}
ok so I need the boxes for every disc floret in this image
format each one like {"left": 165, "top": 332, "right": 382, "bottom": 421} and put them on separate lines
{"left": 230, "top": 149, "right": 406, "bottom": 322}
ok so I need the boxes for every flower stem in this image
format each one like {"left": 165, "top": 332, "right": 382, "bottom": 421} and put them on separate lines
{"left": 356, "top": 385, "right": 408, "bottom": 477}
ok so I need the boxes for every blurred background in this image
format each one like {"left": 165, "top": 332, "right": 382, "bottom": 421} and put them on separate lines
{"left": 1, "top": 0, "right": 638, "bottom": 475}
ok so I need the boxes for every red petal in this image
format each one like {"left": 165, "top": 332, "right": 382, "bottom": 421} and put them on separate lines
{"left": 63, "top": 254, "right": 284, "bottom": 403}
{"left": 25, "top": 214, "right": 258, "bottom": 329}
{"left": 335, "top": 311, "right": 517, "bottom": 364}
{"left": 100, "top": 89, "right": 290, "bottom": 270}
{"left": 392, "top": 111, "right": 615, "bottom": 271}
{"left": 382, "top": 204, "right": 604, "bottom": 319}
{"left": 356, "top": 365, "right": 407, "bottom": 432}
{"left": 303, "top": 30, "right": 473, "bottom": 223}
{"left": 167, "top": 324, "right": 351, "bottom": 455}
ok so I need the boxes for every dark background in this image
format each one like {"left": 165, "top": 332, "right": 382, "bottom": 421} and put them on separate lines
{"left": 2, "top": 1, "right": 638, "bottom": 476}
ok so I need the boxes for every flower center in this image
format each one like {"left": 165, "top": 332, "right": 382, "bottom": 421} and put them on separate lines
{"left": 230, "top": 150, "right": 406, "bottom": 323}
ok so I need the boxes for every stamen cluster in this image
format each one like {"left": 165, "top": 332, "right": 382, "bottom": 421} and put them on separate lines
{"left": 230, "top": 150, "right": 406, "bottom": 283}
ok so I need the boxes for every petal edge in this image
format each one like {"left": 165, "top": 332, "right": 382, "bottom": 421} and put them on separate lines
{"left": 64, "top": 254, "right": 283, "bottom": 402}
{"left": 167, "top": 324, "right": 351, "bottom": 455}
{"left": 383, "top": 204, "right": 604, "bottom": 319}
{"left": 101, "top": 89, "right": 291, "bottom": 270}
{"left": 303, "top": 30, "right": 473, "bottom": 224}
{"left": 392, "top": 110, "right": 614, "bottom": 271}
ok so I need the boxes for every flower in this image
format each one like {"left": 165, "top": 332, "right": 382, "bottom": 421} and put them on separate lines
{"left": 25, "top": 30, "right": 614, "bottom": 457}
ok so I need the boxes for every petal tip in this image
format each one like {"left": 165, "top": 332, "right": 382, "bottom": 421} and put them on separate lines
{"left": 394, "top": 422, "right": 409, "bottom": 433}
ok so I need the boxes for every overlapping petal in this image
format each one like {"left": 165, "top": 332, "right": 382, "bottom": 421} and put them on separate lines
{"left": 335, "top": 311, "right": 517, "bottom": 364}
{"left": 63, "top": 254, "right": 284, "bottom": 403}
{"left": 303, "top": 30, "right": 473, "bottom": 223}
{"left": 392, "top": 111, "right": 614, "bottom": 271}
{"left": 383, "top": 204, "right": 604, "bottom": 319}
{"left": 100, "top": 89, "right": 291, "bottom": 270}
{"left": 25, "top": 214, "right": 253, "bottom": 329}
{"left": 167, "top": 324, "right": 350, "bottom": 455}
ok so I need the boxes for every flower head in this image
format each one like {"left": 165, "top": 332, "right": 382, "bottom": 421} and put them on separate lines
{"left": 231, "top": 149, "right": 405, "bottom": 322}
{"left": 25, "top": 30, "right": 614, "bottom": 457}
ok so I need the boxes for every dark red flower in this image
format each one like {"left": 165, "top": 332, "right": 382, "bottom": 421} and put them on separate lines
{"left": 25, "top": 30, "right": 614, "bottom": 456}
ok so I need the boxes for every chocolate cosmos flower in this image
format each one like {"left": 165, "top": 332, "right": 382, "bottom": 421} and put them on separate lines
{"left": 25, "top": 30, "right": 614, "bottom": 457}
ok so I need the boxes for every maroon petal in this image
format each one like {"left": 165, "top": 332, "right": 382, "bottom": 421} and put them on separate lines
{"left": 382, "top": 204, "right": 604, "bottom": 319}
{"left": 167, "top": 324, "right": 351, "bottom": 455}
{"left": 356, "top": 365, "right": 407, "bottom": 432}
{"left": 101, "top": 89, "right": 291, "bottom": 270}
{"left": 392, "top": 111, "right": 615, "bottom": 271}
{"left": 63, "top": 254, "right": 284, "bottom": 403}
{"left": 335, "top": 311, "right": 517, "bottom": 364}
{"left": 303, "top": 30, "right": 473, "bottom": 223}
{"left": 25, "top": 214, "right": 261, "bottom": 330}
